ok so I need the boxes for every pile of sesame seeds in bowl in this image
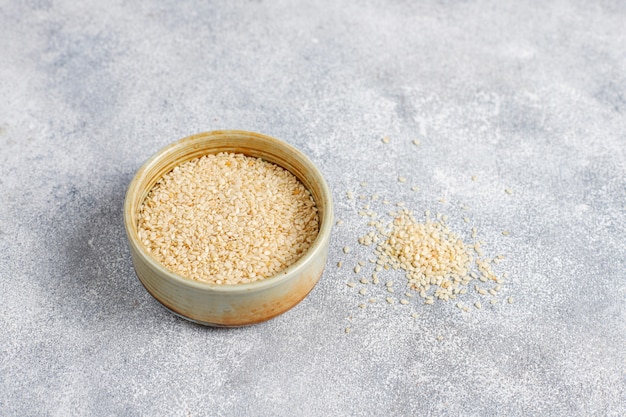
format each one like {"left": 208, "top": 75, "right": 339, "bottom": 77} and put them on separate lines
{"left": 137, "top": 152, "right": 320, "bottom": 285}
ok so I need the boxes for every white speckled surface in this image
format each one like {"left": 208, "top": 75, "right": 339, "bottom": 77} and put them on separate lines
{"left": 1, "top": 1, "right": 625, "bottom": 416}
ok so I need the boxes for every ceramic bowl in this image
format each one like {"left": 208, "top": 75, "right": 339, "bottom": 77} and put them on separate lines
{"left": 123, "top": 130, "right": 333, "bottom": 327}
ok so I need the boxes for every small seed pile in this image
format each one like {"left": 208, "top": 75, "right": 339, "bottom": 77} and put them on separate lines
{"left": 138, "top": 152, "right": 319, "bottom": 284}
{"left": 341, "top": 137, "right": 514, "bottom": 319}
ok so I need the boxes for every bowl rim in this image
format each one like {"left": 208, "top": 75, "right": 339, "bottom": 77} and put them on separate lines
{"left": 123, "top": 130, "right": 334, "bottom": 293}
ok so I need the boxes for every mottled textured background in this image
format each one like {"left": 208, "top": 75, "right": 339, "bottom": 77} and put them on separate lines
{"left": 1, "top": 1, "right": 625, "bottom": 416}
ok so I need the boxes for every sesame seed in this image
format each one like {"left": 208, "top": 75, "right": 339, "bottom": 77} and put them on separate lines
{"left": 359, "top": 288, "right": 367, "bottom": 295}
{"left": 358, "top": 303, "right": 366, "bottom": 309}
{"left": 386, "top": 281, "right": 394, "bottom": 287}
{"left": 372, "top": 194, "right": 379, "bottom": 200}
{"left": 508, "top": 296, "right": 514, "bottom": 304}
{"left": 347, "top": 191, "right": 354, "bottom": 199}
{"left": 471, "top": 175, "right": 477, "bottom": 181}
{"left": 360, "top": 278, "right": 369, "bottom": 284}
{"left": 400, "top": 299, "right": 409, "bottom": 305}
{"left": 491, "top": 299, "right": 498, "bottom": 305}
{"left": 439, "top": 198, "right": 447, "bottom": 204}
{"left": 138, "top": 152, "right": 319, "bottom": 285}
{"left": 475, "top": 302, "right": 482, "bottom": 309}
{"left": 405, "top": 292, "right": 413, "bottom": 298}
{"left": 343, "top": 246, "right": 351, "bottom": 254}
{"left": 354, "top": 265, "right": 361, "bottom": 273}
{"left": 386, "top": 297, "right": 395, "bottom": 304}
{"left": 502, "top": 230, "right": 510, "bottom": 236}
{"left": 369, "top": 298, "right": 377, "bottom": 303}
{"left": 358, "top": 260, "right": 366, "bottom": 266}
{"left": 345, "top": 327, "right": 351, "bottom": 333}
{"left": 398, "top": 177, "right": 407, "bottom": 183}
{"left": 412, "top": 139, "right": 420, "bottom": 146}
{"left": 337, "top": 261, "right": 343, "bottom": 268}
{"left": 425, "top": 298, "right": 434, "bottom": 305}
{"left": 382, "top": 137, "right": 390, "bottom": 144}
{"left": 463, "top": 217, "right": 470, "bottom": 223}
{"left": 411, "top": 185, "right": 419, "bottom": 192}
{"left": 347, "top": 282, "right": 356, "bottom": 288}
{"left": 411, "top": 312, "right": 419, "bottom": 318}
{"left": 336, "top": 219, "right": 343, "bottom": 225}
{"left": 387, "top": 287, "right": 394, "bottom": 293}
{"left": 505, "top": 188, "right": 513, "bottom": 195}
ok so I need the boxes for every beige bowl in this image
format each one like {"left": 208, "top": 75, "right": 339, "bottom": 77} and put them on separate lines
{"left": 123, "top": 130, "right": 333, "bottom": 327}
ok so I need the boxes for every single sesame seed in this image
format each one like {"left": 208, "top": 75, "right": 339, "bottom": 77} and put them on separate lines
{"left": 502, "top": 230, "right": 510, "bottom": 236}
{"left": 505, "top": 188, "right": 513, "bottom": 195}
{"left": 463, "top": 217, "right": 470, "bottom": 223}
{"left": 405, "top": 292, "right": 413, "bottom": 298}
{"left": 337, "top": 261, "right": 343, "bottom": 268}
{"left": 411, "top": 185, "right": 419, "bottom": 191}
{"left": 345, "top": 327, "right": 351, "bottom": 333}
{"left": 491, "top": 299, "right": 498, "bottom": 305}
{"left": 475, "top": 302, "right": 482, "bottom": 309}
{"left": 386, "top": 297, "right": 395, "bottom": 304}
{"left": 369, "top": 298, "right": 376, "bottom": 303}
{"left": 372, "top": 194, "right": 379, "bottom": 200}
{"left": 398, "top": 177, "right": 407, "bottom": 183}
{"left": 387, "top": 287, "right": 394, "bottom": 293}
{"left": 359, "top": 288, "right": 367, "bottom": 295}
{"left": 489, "top": 289, "right": 497, "bottom": 296}
{"left": 347, "top": 281, "right": 356, "bottom": 288}
{"left": 360, "top": 278, "right": 369, "bottom": 284}
{"left": 358, "top": 303, "right": 366, "bottom": 309}
{"left": 412, "top": 139, "right": 420, "bottom": 146}
{"left": 354, "top": 265, "right": 361, "bottom": 273}
{"left": 425, "top": 298, "right": 434, "bottom": 305}
{"left": 336, "top": 219, "right": 343, "bottom": 225}
{"left": 400, "top": 299, "right": 409, "bottom": 305}
{"left": 437, "top": 335, "right": 444, "bottom": 341}
{"left": 386, "top": 281, "right": 394, "bottom": 287}
{"left": 347, "top": 191, "right": 354, "bottom": 199}
{"left": 411, "top": 312, "right": 419, "bottom": 318}
{"left": 439, "top": 198, "right": 447, "bottom": 204}
{"left": 508, "top": 296, "right": 514, "bottom": 304}
{"left": 382, "top": 137, "right": 390, "bottom": 144}
{"left": 343, "top": 246, "right": 351, "bottom": 254}
{"left": 471, "top": 175, "right": 477, "bottom": 181}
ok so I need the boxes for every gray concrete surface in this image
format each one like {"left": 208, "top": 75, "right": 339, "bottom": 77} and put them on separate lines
{"left": 1, "top": 1, "right": 625, "bottom": 416}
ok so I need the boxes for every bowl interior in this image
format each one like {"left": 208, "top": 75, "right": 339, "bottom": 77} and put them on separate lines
{"left": 124, "top": 130, "right": 333, "bottom": 290}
